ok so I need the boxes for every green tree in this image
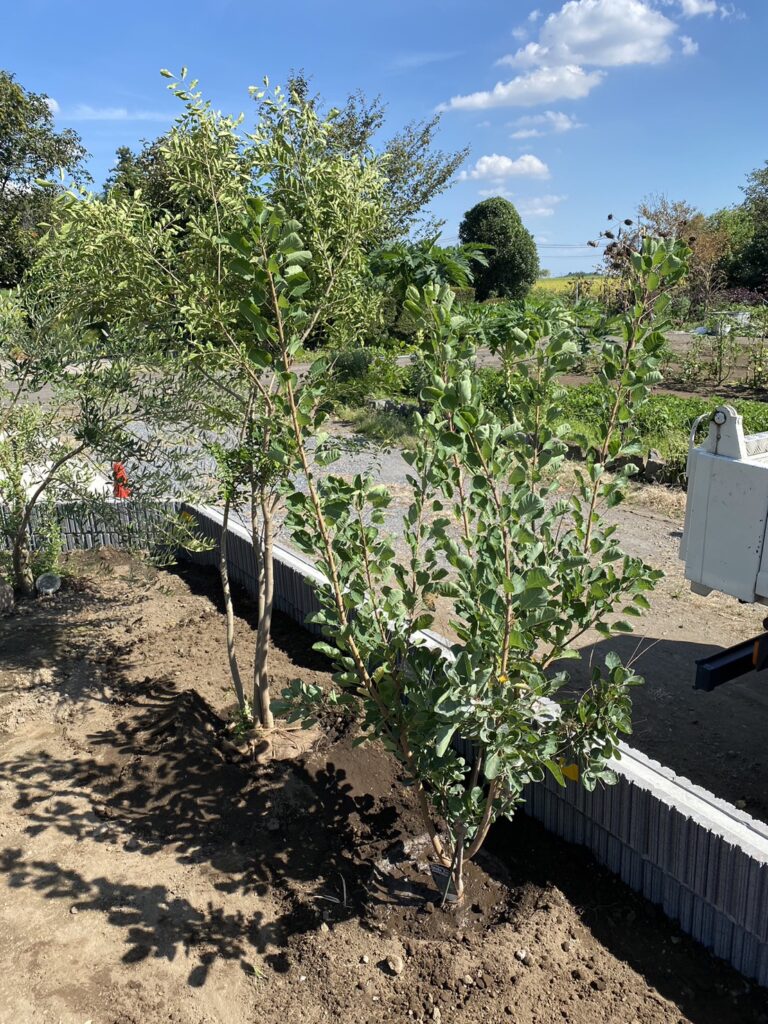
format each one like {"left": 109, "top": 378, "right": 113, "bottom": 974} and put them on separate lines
{"left": 0, "top": 70, "right": 87, "bottom": 287}
{"left": 0, "top": 286, "right": 202, "bottom": 596}
{"left": 727, "top": 161, "right": 768, "bottom": 291}
{"left": 255, "top": 72, "right": 467, "bottom": 242}
{"left": 102, "top": 138, "right": 177, "bottom": 214}
{"left": 370, "top": 236, "right": 488, "bottom": 305}
{"left": 278, "top": 236, "right": 690, "bottom": 900}
{"left": 41, "top": 70, "right": 387, "bottom": 734}
{"left": 102, "top": 74, "right": 466, "bottom": 246}
{"left": 709, "top": 205, "right": 754, "bottom": 289}
{"left": 458, "top": 196, "right": 539, "bottom": 301}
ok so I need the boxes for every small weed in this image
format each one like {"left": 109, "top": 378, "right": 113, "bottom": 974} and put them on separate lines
{"left": 230, "top": 701, "right": 254, "bottom": 739}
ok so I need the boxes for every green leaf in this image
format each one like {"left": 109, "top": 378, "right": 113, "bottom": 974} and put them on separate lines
{"left": 484, "top": 750, "right": 501, "bottom": 780}
{"left": 435, "top": 723, "right": 457, "bottom": 757}
{"left": 544, "top": 759, "right": 566, "bottom": 787}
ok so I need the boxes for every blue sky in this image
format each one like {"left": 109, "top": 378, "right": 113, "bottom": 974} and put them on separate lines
{"left": 4, "top": 0, "right": 767, "bottom": 272}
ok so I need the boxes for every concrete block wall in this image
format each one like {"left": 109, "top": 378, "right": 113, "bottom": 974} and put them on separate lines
{"left": 5, "top": 499, "right": 768, "bottom": 986}
{"left": 524, "top": 745, "right": 768, "bottom": 983}
{"left": 180, "top": 505, "right": 325, "bottom": 634}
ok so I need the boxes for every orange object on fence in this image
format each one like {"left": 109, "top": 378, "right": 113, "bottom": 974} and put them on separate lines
{"left": 112, "top": 461, "right": 131, "bottom": 499}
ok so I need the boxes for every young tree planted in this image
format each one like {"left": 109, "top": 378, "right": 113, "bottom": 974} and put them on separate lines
{"left": 40, "top": 70, "right": 387, "bottom": 734}
{"left": 0, "top": 288, "right": 201, "bottom": 595}
{"left": 276, "top": 235, "right": 690, "bottom": 901}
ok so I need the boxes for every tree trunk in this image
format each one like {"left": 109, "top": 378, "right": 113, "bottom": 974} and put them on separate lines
{"left": 11, "top": 528, "right": 34, "bottom": 597}
{"left": 452, "top": 842, "right": 465, "bottom": 903}
{"left": 7, "top": 441, "right": 86, "bottom": 598}
{"left": 219, "top": 495, "right": 246, "bottom": 711}
{"left": 250, "top": 483, "right": 274, "bottom": 730}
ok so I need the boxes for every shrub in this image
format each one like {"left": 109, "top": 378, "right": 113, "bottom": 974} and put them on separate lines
{"left": 459, "top": 197, "right": 539, "bottom": 301}
{"left": 281, "top": 236, "right": 691, "bottom": 901}
{"left": 401, "top": 356, "right": 432, "bottom": 399}
{"left": 327, "top": 347, "right": 406, "bottom": 405}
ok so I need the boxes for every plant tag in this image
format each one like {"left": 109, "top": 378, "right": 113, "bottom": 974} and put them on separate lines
{"left": 430, "top": 864, "right": 458, "bottom": 903}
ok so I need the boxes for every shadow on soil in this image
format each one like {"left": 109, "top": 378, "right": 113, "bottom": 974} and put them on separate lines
{"left": 0, "top": 669, "right": 399, "bottom": 983}
{"left": 551, "top": 631, "right": 768, "bottom": 822}
{"left": 488, "top": 813, "right": 768, "bottom": 1023}
{"left": 552, "top": 633, "right": 723, "bottom": 693}
{"left": 1, "top": 564, "right": 767, "bottom": 1021}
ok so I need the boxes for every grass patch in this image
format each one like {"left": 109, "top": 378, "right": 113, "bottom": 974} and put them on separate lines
{"left": 339, "top": 372, "right": 768, "bottom": 483}
{"left": 559, "top": 383, "right": 768, "bottom": 474}
{"left": 337, "top": 405, "right": 418, "bottom": 448}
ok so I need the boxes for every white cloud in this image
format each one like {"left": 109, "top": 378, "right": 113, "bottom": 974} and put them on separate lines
{"left": 518, "top": 194, "right": 567, "bottom": 216}
{"left": 67, "top": 105, "right": 173, "bottom": 122}
{"left": 389, "top": 51, "right": 461, "bottom": 71}
{"left": 474, "top": 191, "right": 566, "bottom": 216}
{"left": 500, "top": 0, "right": 677, "bottom": 69}
{"left": 45, "top": 97, "right": 60, "bottom": 115}
{"left": 512, "top": 26, "right": 529, "bottom": 41}
{"left": 510, "top": 110, "right": 583, "bottom": 137}
{"left": 678, "top": 0, "right": 717, "bottom": 14}
{"left": 441, "top": 64, "right": 603, "bottom": 111}
{"left": 528, "top": 8, "right": 542, "bottom": 21}
{"left": 677, "top": 0, "right": 740, "bottom": 16}
{"left": 459, "top": 153, "right": 551, "bottom": 181}
{"left": 441, "top": 0, "right": 741, "bottom": 116}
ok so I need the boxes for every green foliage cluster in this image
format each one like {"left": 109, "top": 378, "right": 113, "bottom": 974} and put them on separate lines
{"left": 458, "top": 197, "right": 539, "bottom": 302}
{"left": 558, "top": 383, "right": 768, "bottom": 476}
{"left": 721, "top": 163, "right": 768, "bottom": 292}
{"left": 278, "top": 236, "right": 691, "bottom": 898}
{"left": 0, "top": 71, "right": 87, "bottom": 287}
{"left": 326, "top": 347, "right": 407, "bottom": 406}
{"left": 0, "top": 288, "right": 202, "bottom": 595}
{"left": 370, "top": 236, "right": 488, "bottom": 304}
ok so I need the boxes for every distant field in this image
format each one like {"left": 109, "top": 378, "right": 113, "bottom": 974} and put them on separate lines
{"left": 532, "top": 274, "right": 611, "bottom": 295}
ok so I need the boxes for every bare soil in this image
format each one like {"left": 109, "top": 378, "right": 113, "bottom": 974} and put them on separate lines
{"left": 1, "top": 550, "right": 767, "bottom": 1023}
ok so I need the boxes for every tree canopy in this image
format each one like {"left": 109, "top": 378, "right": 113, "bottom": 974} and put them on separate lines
{"left": 104, "top": 73, "right": 466, "bottom": 244}
{"left": 458, "top": 196, "right": 539, "bottom": 301}
{"left": 0, "top": 70, "right": 88, "bottom": 287}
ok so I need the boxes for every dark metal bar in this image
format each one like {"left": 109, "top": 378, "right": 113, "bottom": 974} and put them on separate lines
{"left": 694, "top": 633, "right": 768, "bottom": 691}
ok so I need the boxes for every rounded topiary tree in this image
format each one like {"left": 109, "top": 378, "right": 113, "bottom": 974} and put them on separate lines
{"left": 459, "top": 196, "right": 539, "bottom": 301}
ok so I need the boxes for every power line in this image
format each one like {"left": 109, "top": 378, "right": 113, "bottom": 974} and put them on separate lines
{"left": 443, "top": 237, "right": 605, "bottom": 249}
{"left": 536, "top": 243, "right": 606, "bottom": 249}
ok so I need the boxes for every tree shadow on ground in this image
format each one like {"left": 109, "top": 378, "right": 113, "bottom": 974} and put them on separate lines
{"left": 165, "top": 560, "right": 332, "bottom": 676}
{"left": 0, "top": 669, "right": 398, "bottom": 985}
{"left": 550, "top": 632, "right": 768, "bottom": 819}
{"left": 0, "top": 577, "right": 127, "bottom": 676}
{"left": 550, "top": 633, "right": 723, "bottom": 697}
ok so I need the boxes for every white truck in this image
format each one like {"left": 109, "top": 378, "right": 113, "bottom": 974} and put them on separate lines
{"left": 680, "top": 404, "right": 768, "bottom": 688}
